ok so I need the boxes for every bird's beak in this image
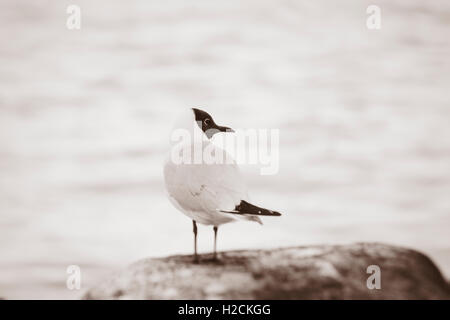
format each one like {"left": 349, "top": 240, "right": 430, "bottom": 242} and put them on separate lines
{"left": 217, "top": 125, "right": 234, "bottom": 133}
{"left": 205, "top": 124, "right": 235, "bottom": 139}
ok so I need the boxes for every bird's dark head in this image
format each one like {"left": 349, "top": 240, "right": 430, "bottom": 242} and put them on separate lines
{"left": 192, "top": 108, "right": 234, "bottom": 139}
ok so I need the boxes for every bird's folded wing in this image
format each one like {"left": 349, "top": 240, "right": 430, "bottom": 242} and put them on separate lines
{"left": 165, "top": 161, "right": 248, "bottom": 214}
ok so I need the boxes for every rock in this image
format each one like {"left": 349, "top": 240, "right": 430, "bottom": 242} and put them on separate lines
{"left": 83, "top": 243, "right": 450, "bottom": 300}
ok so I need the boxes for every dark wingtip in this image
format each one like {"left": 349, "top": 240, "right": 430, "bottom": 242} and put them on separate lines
{"left": 233, "top": 200, "right": 282, "bottom": 217}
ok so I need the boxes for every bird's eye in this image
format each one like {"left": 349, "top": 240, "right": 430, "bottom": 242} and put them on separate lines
{"left": 203, "top": 118, "right": 211, "bottom": 126}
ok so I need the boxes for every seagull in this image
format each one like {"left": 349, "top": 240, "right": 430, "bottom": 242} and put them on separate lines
{"left": 163, "top": 108, "right": 281, "bottom": 262}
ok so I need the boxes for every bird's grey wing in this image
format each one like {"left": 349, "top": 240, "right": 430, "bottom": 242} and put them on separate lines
{"left": 165, "top": 160, "right": 248, "bottom": 214}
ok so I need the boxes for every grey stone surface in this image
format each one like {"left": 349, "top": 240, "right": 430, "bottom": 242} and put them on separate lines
{"left": 83, "top": 243, "right": 450, "bottom": 300}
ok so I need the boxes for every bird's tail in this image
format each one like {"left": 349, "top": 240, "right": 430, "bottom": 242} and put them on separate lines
{"left": 220, "top": 200, "right": 281, "bottom": 225}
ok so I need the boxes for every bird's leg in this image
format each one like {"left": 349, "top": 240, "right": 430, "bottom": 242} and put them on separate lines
{"left": 192, "top": 220, "right": 198, "bottom": 263}
{"left": 213, "top": 226, "right": 218, "bottom": 260}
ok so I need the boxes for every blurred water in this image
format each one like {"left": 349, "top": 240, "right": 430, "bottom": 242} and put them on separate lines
{"left": 0, "top": 0, "right": 449, "bottom": 299}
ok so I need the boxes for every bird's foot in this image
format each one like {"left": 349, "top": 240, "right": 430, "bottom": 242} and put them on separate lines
{"left": 193, "top": 255, "right": 199, "bottom": 264}
{"left": 210, "top": 253, "right": 221, "bottom": 263}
